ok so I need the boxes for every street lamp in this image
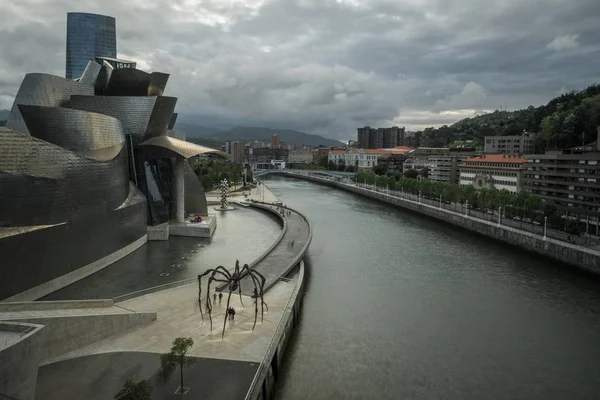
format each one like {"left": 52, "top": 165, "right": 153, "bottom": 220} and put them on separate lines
{"left": 465, "top": 199, "right": 469, "bottom": 216}
{"left": 544, "top": 216, "right": 547, "bottom": 240}
{"left": 439, "top": 195, "right": 442, "bottom": 209}
{"left": 498, "top": 206, "right": 501, "bottom": 227}
{"left": 419, "top": 190, "right": 422, "bottom": 203}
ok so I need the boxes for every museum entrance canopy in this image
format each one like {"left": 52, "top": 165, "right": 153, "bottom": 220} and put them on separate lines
{"left": 139, "top": 135, "right": 230, "bottom": 159}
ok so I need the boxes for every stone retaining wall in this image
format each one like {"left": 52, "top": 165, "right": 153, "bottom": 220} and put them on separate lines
{"left": 280, "top": 172, "right": 600, "bottom": 274}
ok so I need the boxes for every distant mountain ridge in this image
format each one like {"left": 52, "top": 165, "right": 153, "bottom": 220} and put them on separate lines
{"left": 176, "top": 123, "right": 343, "bottom": 148}
{"left": 0, "top": 109, "right": 9, "bottom": 120}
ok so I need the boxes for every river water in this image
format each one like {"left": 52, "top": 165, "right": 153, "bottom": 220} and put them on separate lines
{"left": 264, "top": 175, "right": 600, "bottom": 400}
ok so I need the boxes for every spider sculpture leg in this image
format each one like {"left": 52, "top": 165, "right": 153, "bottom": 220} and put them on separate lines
{"left": 241, "top": 264, "right": 268, "bottom": 326}
{"left": 222, "top": 287, "right": 234, "bottom": 339}
{"left": 247, "top": 273, "right": 261, "bottom": 331}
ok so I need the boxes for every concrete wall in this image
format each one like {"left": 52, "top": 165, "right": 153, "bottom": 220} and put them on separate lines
{"left": 0, "top": 322, "right": 44, "bottom": 400}
{"left": 4, "top": 234, "right": 148, "bottom": 302}
{"left": 0, "top": 299, "right": 113, "bottom": 312}
{"left": 9, "top": 311, "right": 156, "bottom": 361}
{"left": 248, "top": 260, "right": 306, "bottom": 400}
{"left": 280, "top": 172, "right": 600, "bottom": 274}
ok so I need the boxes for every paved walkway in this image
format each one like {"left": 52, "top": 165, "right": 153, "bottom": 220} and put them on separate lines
{"left": 44, "top": 278, "right": 297, "bottom": 365}
{"left": 232, "top": 203, "right": 311, "bottom": 296}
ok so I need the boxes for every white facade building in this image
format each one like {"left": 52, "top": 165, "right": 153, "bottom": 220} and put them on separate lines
{"left": 329, "top": 149, "right": 407, "bottom": 170}
{"left": 459, "top": 155, "right": 526, "bottom": 193}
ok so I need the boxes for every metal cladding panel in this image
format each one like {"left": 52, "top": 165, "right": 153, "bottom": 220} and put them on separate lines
{"left": 104, "top": 69, "right": 170, "bottom": 96}
{"left": 144, "top": 96, "right": 177, "bottom": 139}
{"left": 78, "top": 61, "right": 102, "bottom": 86}
{"left": 94, "top": 63, "right": 113, "bottom": 95}
{"left": 19, "top": 105, "right": 125, "bottom": 159}
{"left": 0, "top": 184, "right": 146, "bottom": 300}
{"left": 168, "top": 113, "right": 178, "bottom": 130}
{"left": 148, "top": 72, "right": 170, "bottom": 96}
{"left": 6, "top": 73, "right": 94, "bottom": 134}
{"left": 184, "top": 161, "right": 208, "bottom": 216}
{"left": 0, "top": 133, "right": 129, "bottom": 226}
{"left": 66, "top": 95, "right": 157, "bottom": 145}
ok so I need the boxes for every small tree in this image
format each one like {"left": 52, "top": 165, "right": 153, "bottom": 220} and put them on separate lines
{"left": 114, "top": 379, "right": 152, "bottom": 400}
{"left": 160, "top": 338, "right": 195, "bottom": 394}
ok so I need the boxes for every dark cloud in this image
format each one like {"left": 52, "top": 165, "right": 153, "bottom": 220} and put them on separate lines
{"left": 1, "top": 0, "right": 599, "bottom": 138}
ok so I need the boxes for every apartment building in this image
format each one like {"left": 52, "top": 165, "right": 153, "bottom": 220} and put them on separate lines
{"left": 484, "top": 132, "right": 536, "bottom": 155}
{"left": 523, "top": 133, "right": 600, "bottom": 231}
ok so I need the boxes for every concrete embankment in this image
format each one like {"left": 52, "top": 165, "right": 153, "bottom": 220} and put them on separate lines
{"left": 277, "top": 171, "right": 600, "bottom": 275}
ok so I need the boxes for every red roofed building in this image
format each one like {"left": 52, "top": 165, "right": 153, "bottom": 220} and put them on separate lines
{"left": 459, "top": 154, "right": 527, "bottom": 193}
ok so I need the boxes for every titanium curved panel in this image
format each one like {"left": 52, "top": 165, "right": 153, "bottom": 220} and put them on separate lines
{"left": 78, "top": 61, "right": 102, "bottom": 86}
{"left": 66, "top": 95, "right": 157, "bottom": 145}
{"left": 168, "top": 113, "right": 178, "bottom": 130}
{"left": 6, "top": 73, "right": 94, "bottom": 135}
{"left": 139, "top": 135, "right": 230, "bottom": 159}
{"left": 0, "top": 132, "right": 129, "bottom": 226}
{"left": 184, "top": 161, "right": 208, "bottom": 216}
{"left": 104, "top": 69, "right": 169, "bottom": 96}
{"left": 94, "top": 62, "right": 113, "bottom": 95}
{"left": 144, "top": 96, "right": 177, "bottom": 139}
{"left": 19, "top": 105, "right": 125, "bottom": 159}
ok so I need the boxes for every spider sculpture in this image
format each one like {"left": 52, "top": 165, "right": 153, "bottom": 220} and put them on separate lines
{"left": 198, "top": 260, "right": 268, "bottom": 338}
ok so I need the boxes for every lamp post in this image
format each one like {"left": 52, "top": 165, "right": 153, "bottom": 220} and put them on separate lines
{"left": 439, "top": 195, "right": 442, "bottom": 209}
{"left": 498, "top": 206, "right": 501, "bottom": 227}
{"left": 465, "top": 199, "right": 469, "bottom": 216}
{"left": 544, "top": 216, "right": 547, "bottom": 240}
{"left": 419, "top": 190, "right": 422, "bottom": 203}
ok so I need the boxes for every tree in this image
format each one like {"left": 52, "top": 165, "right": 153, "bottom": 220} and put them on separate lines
{"left": 114, "top": 380, "right": 152, "bottom": 400}
{"left": 403, "top": 169, "right": 418, "bottom": 179}
{"left": 200, "top": 175, "right": 213, "bottom": 191}
{"left": 372, "top": 164, "right": 387, "bottom": 176}
{"left": 160, "top": 337, "right": 195, "bottom": 394}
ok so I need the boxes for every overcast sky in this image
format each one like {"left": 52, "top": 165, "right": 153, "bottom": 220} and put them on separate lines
{"left": 1, "top": 0, "right": 599, "bottom": 140}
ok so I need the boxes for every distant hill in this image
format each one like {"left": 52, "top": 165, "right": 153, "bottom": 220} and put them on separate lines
{"left": 177, "top": 124, "right": 342, "bottom": 148}
{"left": 0, "top": 109, "right": 9, "bottom": 120}
{"left": 418, "top": 84, "right": 600, "bottom": 151}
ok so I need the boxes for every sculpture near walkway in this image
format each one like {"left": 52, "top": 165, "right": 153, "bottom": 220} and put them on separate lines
{"left": 219, "top": 179, "right": 229, "bottom": 209}
{"left": 197, "top": 260, "right": 268, "bottom": 338}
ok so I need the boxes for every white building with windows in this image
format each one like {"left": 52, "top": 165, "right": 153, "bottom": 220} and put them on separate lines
{"left": 329, "top": 148, "right": 409, "bottom": 170}
{"left": 459, "top": 154, "right": 527, "bottom": 193}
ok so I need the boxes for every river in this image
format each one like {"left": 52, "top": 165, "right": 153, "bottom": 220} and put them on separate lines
{"left": 263, "top": 175, "right": 600, "bottom": 400}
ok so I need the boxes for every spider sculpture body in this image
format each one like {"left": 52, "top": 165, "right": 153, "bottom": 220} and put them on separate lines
{"left": 198, "top": 260, "right": 268, "bottom": 338}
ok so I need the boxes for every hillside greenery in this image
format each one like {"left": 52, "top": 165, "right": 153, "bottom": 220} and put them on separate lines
{"left": 419, "top": 84, "right": 600, "bottom": 152}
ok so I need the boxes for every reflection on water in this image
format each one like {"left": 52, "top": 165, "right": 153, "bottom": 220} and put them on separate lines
{"left": 44, "top": 208, "right": 282, "bottom": 300}
{"left": 266, "top": 176, "right": 600, "bottom": 400}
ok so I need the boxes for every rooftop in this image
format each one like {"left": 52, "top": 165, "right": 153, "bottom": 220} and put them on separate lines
{"left": 461, "top": 155, "right": 527, "bottom": 164}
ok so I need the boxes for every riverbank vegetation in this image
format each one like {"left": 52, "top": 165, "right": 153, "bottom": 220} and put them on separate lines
{"left": 354, "top": 171, "right": 586, "bottom": 235}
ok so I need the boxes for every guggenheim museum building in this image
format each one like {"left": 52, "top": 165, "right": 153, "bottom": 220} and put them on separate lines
{"left": 0, "top": 55, "right": 226, "bottom": 301}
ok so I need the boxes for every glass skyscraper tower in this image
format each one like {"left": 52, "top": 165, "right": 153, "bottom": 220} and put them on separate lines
{"left": 65, "top": 12, "right": 117, "bottom": 80}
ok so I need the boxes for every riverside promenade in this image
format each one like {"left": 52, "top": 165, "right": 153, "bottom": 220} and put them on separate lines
{"left": 3, "top": 183, "right": 311, "bottom": 400}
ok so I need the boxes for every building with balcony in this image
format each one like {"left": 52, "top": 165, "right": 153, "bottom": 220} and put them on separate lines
{"left": 232, "top": 141, "right": 245, "bottom": 163}
{"left": 523, "top": 134, "right": 600, "bottom": 232}
{"left": 252, "top": 147, "right": 289, "bottom": 163}
{"left": 428, "top": 149, "right": 478, "bottom": 184}
{"left": 484, "top": 132, "right": 536, "bottom": 155}
{"left": 288, "top": 149, "right": 313, "bottom": 164}
{"left": 329, "top": 148, "right": 409, "bottom": 170}
{"left": 459, "top": 155, "right": 527, "bottom": 193}
{"left": 357, "top": 126, "right": 406, "bottom": 149}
